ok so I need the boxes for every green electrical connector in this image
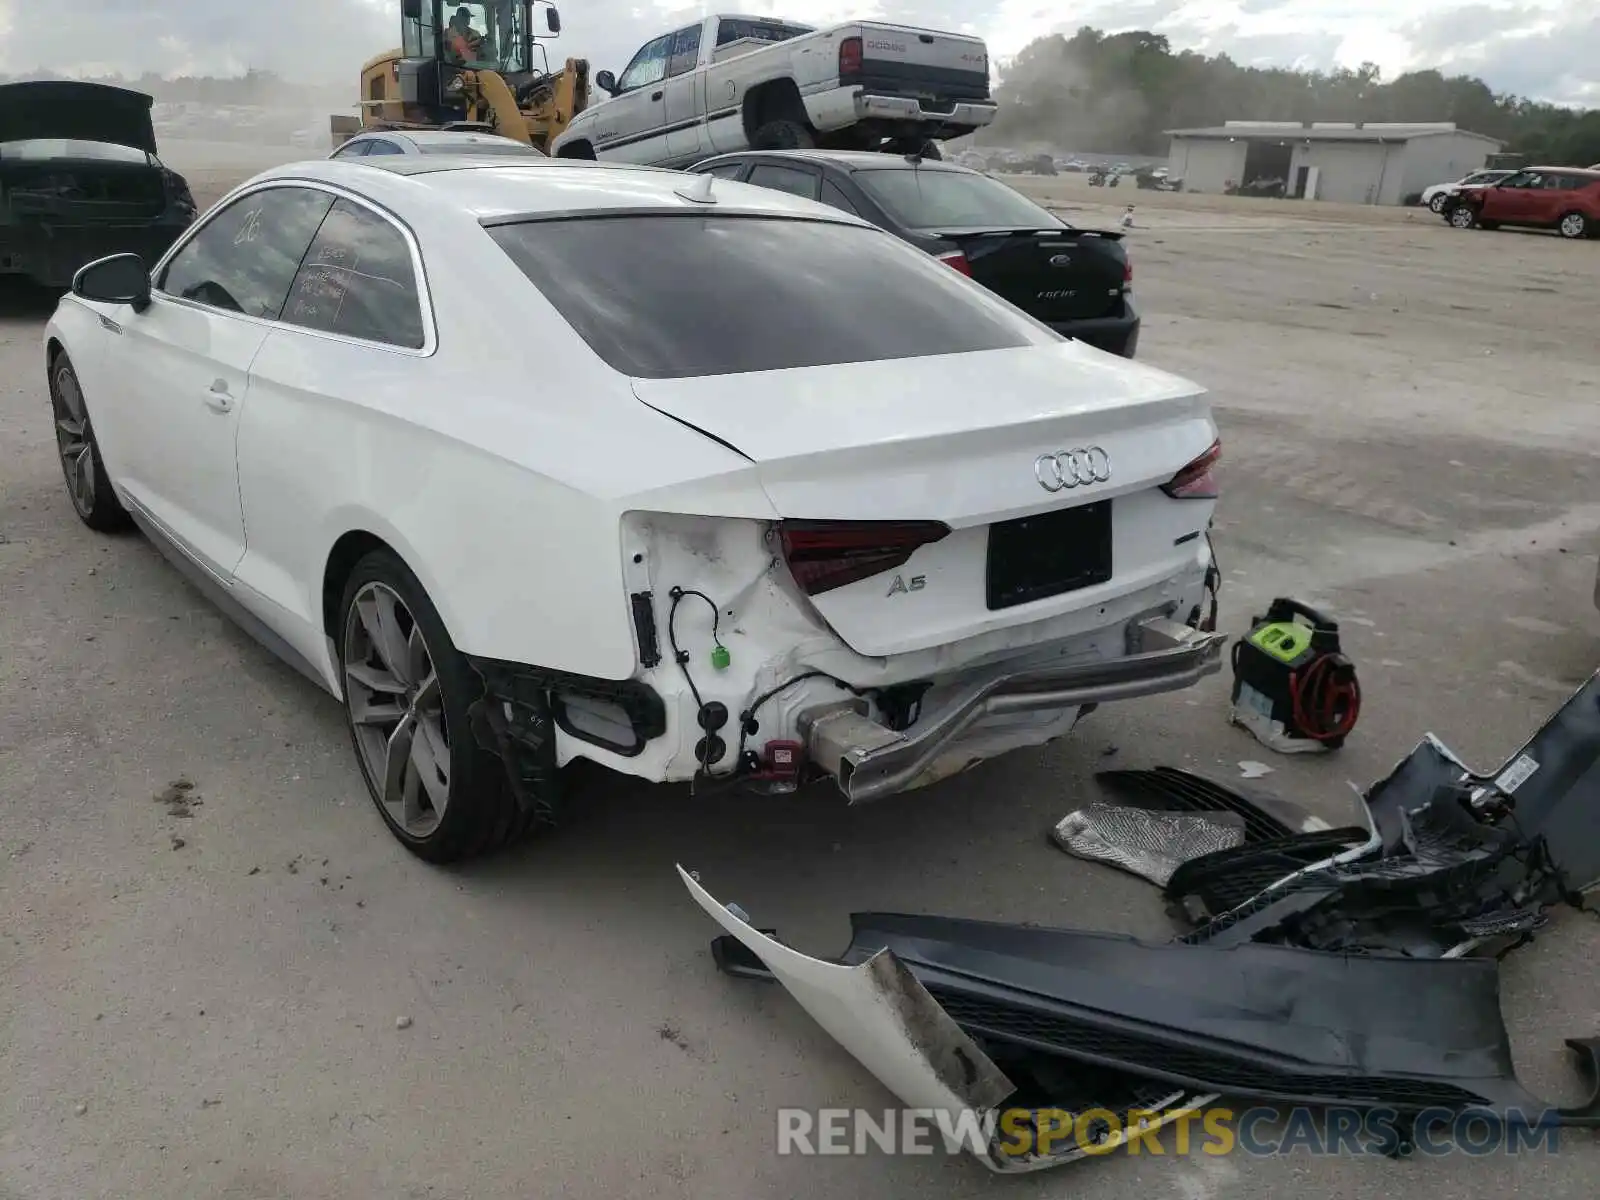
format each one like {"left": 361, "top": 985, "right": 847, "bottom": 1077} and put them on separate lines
{"left": 710, "top": 645, "right": 731, "bottom": 671}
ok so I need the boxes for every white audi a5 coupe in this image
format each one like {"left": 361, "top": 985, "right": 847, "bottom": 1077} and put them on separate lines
{"left": 46, "top": 154, "right": 1225, "bottom": 862}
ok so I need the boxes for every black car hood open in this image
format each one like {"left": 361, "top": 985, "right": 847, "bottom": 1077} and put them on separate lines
{"left": 0, "top": 81, "right": 158, "bottom": 155}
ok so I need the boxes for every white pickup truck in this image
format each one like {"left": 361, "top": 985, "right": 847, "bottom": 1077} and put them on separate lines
{"left": 550, "top": 13, "right": 995, "bottom": 167}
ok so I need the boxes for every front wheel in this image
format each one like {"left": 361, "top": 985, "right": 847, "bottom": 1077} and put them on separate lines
{"left": 1559, "top": 211, "right": 1589, "bottom": 239}
{"left": 49, "top": 352, "right": 132, "bottom": 533}
{"left": 1428, "top": 193, "right": 1449, "bottom": 214}
{"left": 338, "top": 549, "right": 555, "bottom": 862}
{"left": 1448, "top": 204, "right": 1478, "bottom": 229}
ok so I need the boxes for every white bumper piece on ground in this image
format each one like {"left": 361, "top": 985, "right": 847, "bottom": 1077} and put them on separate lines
{"left": 678, "top": 866, "right": 1218, "bottom": 1172}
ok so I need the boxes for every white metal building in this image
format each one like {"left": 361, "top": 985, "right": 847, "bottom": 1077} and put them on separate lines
{"left": 1164, "top": 122, "right": 1504, "bottom": 204}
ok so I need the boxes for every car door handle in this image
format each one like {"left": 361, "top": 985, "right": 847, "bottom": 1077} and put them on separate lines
{"left": 650, "top": 90, "right": 663, "bottom": 101}
{"left": 203, "top": 380, "right": 234, "bottom": 413}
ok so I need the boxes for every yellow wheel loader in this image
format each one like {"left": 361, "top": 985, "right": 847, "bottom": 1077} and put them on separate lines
{"left": 330, "top": 0, "right": 589, "bottom": 153}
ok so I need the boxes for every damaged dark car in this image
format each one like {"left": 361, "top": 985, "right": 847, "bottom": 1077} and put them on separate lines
{"left": 0, "top": 81, "right": 197, "bottom": 289}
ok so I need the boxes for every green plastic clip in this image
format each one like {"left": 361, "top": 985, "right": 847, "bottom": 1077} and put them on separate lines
{"left": 710, "top": 645, "right": 731, "bottom": 671}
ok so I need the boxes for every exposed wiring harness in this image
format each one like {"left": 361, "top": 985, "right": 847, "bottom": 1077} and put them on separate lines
{"left": 665, "top": 585, "right": 868, "bottom": 788}
{"left": 667, "top": 587, "right": 725, "bottom": 777}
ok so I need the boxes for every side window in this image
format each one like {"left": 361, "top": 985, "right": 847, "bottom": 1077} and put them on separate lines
{"left": 334, "top": 139, "right": 372, "bottom": 158}
{"left": 747, "top": 163, "right": 820, "bottom": 201}
{"left": 158, "top": 186, "right": 335, "bottom": 319}
{"left": 617, "top": 35, "right": 672, "bottom": 92}
{"left": 819, "top": 179, "right": 862, "bottom": 216}
{"left": 364, "top": 139, "right": 405, "bottom": 156}
{"left": 667, "top": 25, "right": 701, "bottom": 77}
{"left": 702, "top": 162, "right": 746, "bottom": 179}
{"left": 280, "top": 199, "right": 426, "bottom": 350}
{"left": 402, "top": 11, "right": 424, "bottom": 56}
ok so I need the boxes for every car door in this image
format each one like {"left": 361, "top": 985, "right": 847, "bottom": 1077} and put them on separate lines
{"left": 745, "top": 161, "right": 822, "bottom": 202}
{"left": 662, "top": 23, "right": 708, "bottom": 163}
{"left": 230, "top": 195, "right": 434, "bottom": 676}
{"left": 1534, "top": 174, "right": 1581, "bottom": 226}
{"left": 114, "top": 184, "right": 335, "bottom": 579}
{"left": 1483, "top": 172, "right": 1536, "bottom": 223}
{"left": 595, "top": 34, "right": 673, "bottom": 163}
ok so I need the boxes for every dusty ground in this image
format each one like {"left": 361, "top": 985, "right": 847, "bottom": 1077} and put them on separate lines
{"left": 3, "top": 148, "right": 1600, "bottom": 1198}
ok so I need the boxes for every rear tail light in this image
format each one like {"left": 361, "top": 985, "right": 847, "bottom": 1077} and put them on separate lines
{"left": 936, "top": 249, "right": 972, "bottom": 276}
{"left": 838, "top": 36, "right": 863, "bottom": 79}
{"left": 778, "top": 519, "right": 950, "bottom": 595}
{"left": 1123, "top": 258, "right": 1133, "bottom": 284}
{"left": 1161, "top": 438, "right": 1221, "bottom": 499}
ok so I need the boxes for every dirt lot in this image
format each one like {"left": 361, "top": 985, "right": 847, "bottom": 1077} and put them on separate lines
{"left": 3, "top": 152, "right": 1600, "bottom": 1199}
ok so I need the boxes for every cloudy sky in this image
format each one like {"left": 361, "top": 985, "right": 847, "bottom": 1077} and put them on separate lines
{"left": 0, "top": 0, "right": 1593, "bottom": 107}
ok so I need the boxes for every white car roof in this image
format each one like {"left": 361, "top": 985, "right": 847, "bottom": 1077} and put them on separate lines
{"left": 244, "top": 157, "right": 871, "bottom": 224}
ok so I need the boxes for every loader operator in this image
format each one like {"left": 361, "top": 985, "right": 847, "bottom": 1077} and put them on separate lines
{"left": 446, "top": 7, "right": 486, "bottom": 64}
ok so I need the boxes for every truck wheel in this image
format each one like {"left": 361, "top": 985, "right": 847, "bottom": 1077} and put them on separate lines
{"left": 1559, "top": 211, "right": 1589, "bottom": 239}
{"left": 751, "top": 119, "right": 814, "bottom": 150}
{"left": 338, "top": 548, "right": 557, "bottom": 863}
{"left": 883, "top": 138, "right": 940, "bottom": 159}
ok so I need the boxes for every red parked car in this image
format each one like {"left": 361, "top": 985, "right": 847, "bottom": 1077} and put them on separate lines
{"left": 1447, "top": 166, "right": 1600, "bottom": 239}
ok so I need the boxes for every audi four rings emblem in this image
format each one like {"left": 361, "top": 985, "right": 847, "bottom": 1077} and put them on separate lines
{"left": 1034, "top": 447, "right": 1111, "bottom": 491}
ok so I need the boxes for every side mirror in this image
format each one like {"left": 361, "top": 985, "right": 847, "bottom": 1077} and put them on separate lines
{"left": 545, "top": 6, "right": 561, "bottom": 33}
{"left": 72, "top": 253, "right": 151, "bottom": 312}
{"left": 401, "top": 0, "right": 421, "bottom": 17}
{"left": 595, "top": 69, "right": 618, "bottom": 96}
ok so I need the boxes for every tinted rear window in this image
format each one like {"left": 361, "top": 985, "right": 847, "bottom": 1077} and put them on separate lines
{"left": 488, "top": 214, "right": 1045, "bottom": 379}
{"left": 854, "top": 168, "right": 1065, "bottom": 231}
{"left": 716, "top": 18, "right": 812, "bottom": 45}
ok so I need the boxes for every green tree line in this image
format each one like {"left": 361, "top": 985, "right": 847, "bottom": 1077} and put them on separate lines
{"left": 983, "top": 27, "right": 1600, "bottom": 166}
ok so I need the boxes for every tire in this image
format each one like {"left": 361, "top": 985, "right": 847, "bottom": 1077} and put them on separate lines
{"left": 1558, "top": 211, "right": 1589, "bottom": 239}
{"left": 49, "top": 351, "right": 133, "bottom": 533}
{"left": 1448, "top": 204, "right": 1477, "bottom": 229}
{"left": 751, "top": 118, "right": 814, "bottom": 150}
{"left": 337, "top": 548, "right": 555, "bottom": 863}
{"left": 1428, "top": 193, "right": 1448, "bottom": 214}
{"left": 884, "top": 138, "right": 940, "bottom": 159}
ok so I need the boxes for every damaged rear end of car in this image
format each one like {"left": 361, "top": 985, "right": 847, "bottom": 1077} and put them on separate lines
{"left": 483, "top": 200, "right": 1224, "bottom": 801}
{"left": 0, "top": 81, "right": 196, "bottom": 287}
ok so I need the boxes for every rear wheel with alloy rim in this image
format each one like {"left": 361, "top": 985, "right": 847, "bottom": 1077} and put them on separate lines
{"left": 1559, "top": 211, "right": 1589, "bottom": 239}
{"left": 338, "top": 549, "right": 551, "bottom": 862}
{"left": 50, "top": 352, "right": 132, "bottom": 532}
{"left": 1429, "top": 193, "right": 1449, "bottom": 213}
